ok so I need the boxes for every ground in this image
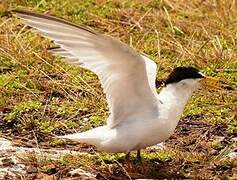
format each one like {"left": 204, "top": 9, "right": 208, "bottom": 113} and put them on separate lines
{"left": 0, "top": 0, "right": 236, "bottom": 179}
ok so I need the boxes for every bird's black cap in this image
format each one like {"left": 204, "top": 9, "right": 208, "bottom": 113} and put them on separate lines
{"left": 165, "top": 67, "right": 204, "bottom": 85}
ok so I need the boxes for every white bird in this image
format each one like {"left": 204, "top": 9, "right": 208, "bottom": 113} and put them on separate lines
{"left": 13, "top": 10, "right": 218, "bottom": 160}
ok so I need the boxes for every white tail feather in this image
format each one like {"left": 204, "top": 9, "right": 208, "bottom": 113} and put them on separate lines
{"left": 57, "top": 126, "right": 109, "bottom": 147}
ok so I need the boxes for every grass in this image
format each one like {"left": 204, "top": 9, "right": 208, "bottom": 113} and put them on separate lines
{"left": 0, "top": 0, "right": 236, "bottom": 179}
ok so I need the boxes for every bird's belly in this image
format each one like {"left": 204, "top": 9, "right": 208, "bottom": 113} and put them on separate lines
{"left": 130, "top": 127, "right": 171, "bottom": 150}
{"left": 100, "top": 119, "right": 176, "bottom": 152}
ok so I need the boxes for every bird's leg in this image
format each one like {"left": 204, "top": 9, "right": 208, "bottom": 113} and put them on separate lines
{"left": 124, "top": 152, "right": 133, "bottom": 172}
{"left": 137, "top": 149, "right": 146, "bottom": 174}
{"left": 137, "top": 150, "right": 141, "bottom": 161}
{"left": 125, "top": 152, "right": 131, "bottom": 162}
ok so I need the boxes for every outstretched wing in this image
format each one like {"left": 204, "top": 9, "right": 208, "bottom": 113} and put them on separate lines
{"left": 48, "top": 48, "right": 158, "bottom": 95}
{"left": 13, "top": 10, "right": 158, "bottom": 128}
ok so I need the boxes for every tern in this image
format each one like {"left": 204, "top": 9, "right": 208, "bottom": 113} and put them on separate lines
{"left": 13, "top": 10, "right": 218, "bottom": 160}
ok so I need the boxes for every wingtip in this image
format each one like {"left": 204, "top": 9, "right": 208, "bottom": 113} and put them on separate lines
{"left": 11, "top": 9, "right": 20, "bottom": 13}
{"left": 11, "top": 9, "right": 34, "bottom": 19}
{"left": 12, "top": 9, "right": 30, "bottom": 15}
{"left": 47, "top": 46, "right": 61, "bottom": 51}
{"left": 11, "top": 9, "right": 97, "bottom": 35}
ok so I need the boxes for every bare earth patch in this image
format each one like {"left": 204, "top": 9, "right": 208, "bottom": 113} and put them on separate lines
{"left": 0, "top": 116, "right": 236, "bottom": 179}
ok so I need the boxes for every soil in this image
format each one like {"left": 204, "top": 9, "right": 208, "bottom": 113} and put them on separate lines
{"left": 0, "top": 115, "right": 236, "bottom": 179}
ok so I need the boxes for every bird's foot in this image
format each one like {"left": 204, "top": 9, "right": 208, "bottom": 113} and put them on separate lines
{"left": 124, "top": 152, "right": 134, "bottom": 173}
{"left": 123, "top": 151, "right": 147, "bottom": 174}
{"left": 136, "top": 150, "right": 148, "bottom": 174}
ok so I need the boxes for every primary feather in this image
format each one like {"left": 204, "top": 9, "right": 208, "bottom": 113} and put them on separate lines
{"left": 13, "top": 10, "right": 158, "bottom": 128}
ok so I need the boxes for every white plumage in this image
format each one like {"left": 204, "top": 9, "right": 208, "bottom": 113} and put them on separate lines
{"left": 14, "top": 10, "right": 210, "bottom": 153}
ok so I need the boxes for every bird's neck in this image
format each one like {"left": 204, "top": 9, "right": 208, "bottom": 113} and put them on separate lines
{"left": 157, "top": 84, "right": 195, "bottom": 130}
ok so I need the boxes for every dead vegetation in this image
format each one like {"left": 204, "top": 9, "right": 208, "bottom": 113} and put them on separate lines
{"left": 0, "top": 0, "right": 236, "bottom": 179}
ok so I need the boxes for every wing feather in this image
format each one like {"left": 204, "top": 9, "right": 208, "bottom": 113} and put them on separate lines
{"left": 13, "top": 10, "right": 158, "bottom": 128}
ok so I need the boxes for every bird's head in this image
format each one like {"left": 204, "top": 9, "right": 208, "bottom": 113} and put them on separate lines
{"left": 164, "top": 67, "right": 219, "bottom": 91}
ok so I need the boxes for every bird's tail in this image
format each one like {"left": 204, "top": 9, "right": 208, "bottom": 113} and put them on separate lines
{"left": 57, "top": 133, "right": 100, "bottom": 146}
{"left": 56, "top": 126, "right": 107, "bottom": 147}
